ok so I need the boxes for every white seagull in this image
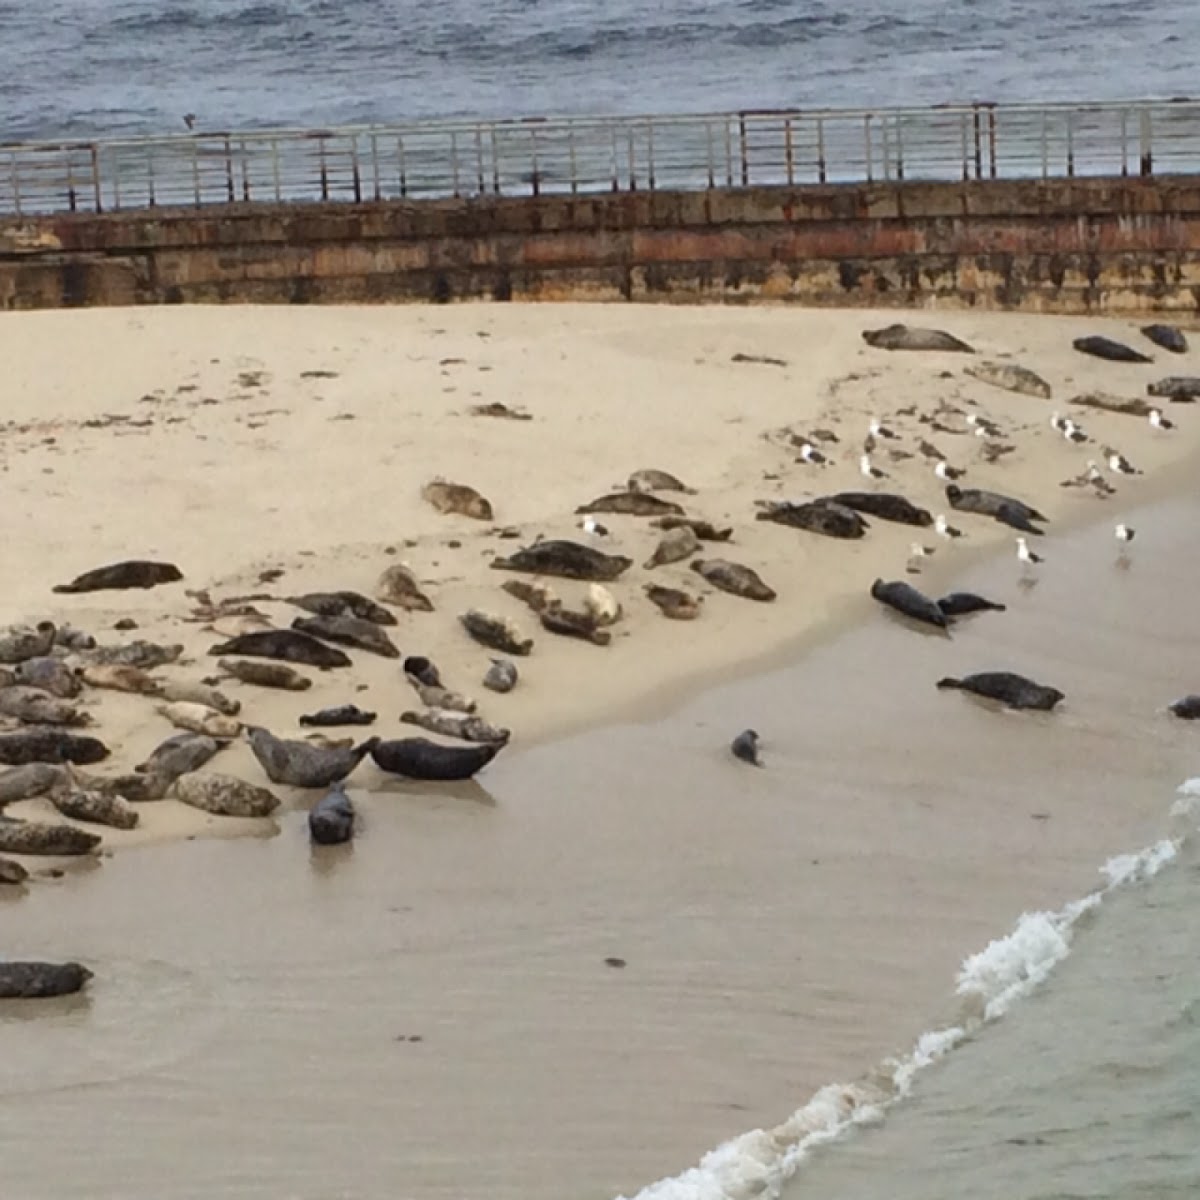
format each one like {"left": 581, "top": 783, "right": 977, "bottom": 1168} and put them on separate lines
{"left": 1062, "top": 418, "right": 1088, "bottom": 444}
{"left": 967, "top": 413, "right": 1000, "bottom": 438}
{"left": 1016, "top": 536, "right": 1044, "bottom": 567}
{"left": 935, "top": 513, "right": 963, "bottom": 539}
{"left": 869, "top": 417, "right": 898, "bottom": 440}
{"left": 1115, "top": 523, "right": 1135, "bottom": 546}
{"left": 797, "top": 441, "right": 827, "bottom": 465}
{"left": 934, "top": 460, "right": 965, "bottom": 482}
{"left": 1149, "top": 408, "right": 1175, "bottom": 431}
{"left": 579, "top": 516, "right": 610, "bottom": 539}
{"left": 1104, "top": 447, "right": 1141, "bottom": 476}
{"left": 860, "top": 453, "right": 886, "bottom": 480}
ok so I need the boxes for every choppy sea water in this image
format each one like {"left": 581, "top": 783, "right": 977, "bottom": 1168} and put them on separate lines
{"left": 4, "top": 0, "right": 1200, "bottom": 141}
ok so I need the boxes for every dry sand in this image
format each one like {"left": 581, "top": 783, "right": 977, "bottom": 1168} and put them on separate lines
{"left": 0, "top": 304, "right": 1194, "bottom": 862}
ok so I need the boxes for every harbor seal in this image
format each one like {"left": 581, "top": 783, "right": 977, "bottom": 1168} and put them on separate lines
{"left": 650, "top": 516, "right": 733, "bottom": 542}
{"left": 491, "top": 540, "right": 633, "bottom": 581}
{"left": 135, "top": 733, "right": 223, "bottom": 781}
{"left": 208, "top": 629, "right": 352, "bottom": 669}
{"left": 0, "top": 730, "right": 109, "bottom": 766}
{"left": 156, "top": 701, "right": 241, "bottom": 740}
{"left": 14, "top": 657, "right": 81, "bottom": 699}
{"left": 964, "top": 361, "right": 1052, "bottom": 399}
{"left": 0, "top": 961, "right": 93, "bottom": 999}
{"left": 1141, "top": 324, "right": 1188, "bottom": 354}
{"left": 460, "top": 610, "right": 533, "bottom": 656}
{"left": 862, "top": 324, "right": 974, "bottom": 353}
{"left": 291, "top": 614, "right": 399, "bottom": 659}
{"left": 945, "top": 485, "right": 1047, "bottom": 535}
{"left": 51, "top": 788, "right": 139, "bottom": 830}
{"left": 0, "top": 763, "right": 67, "bottom": 806}
{"left": 937, "top": 592, "right": 1007, "bottom": 617}
{"left": 645, "top": 584, "right": 702, "bottom": 620}
{"left": 829, "top": 492, "right": 933, "bottom": 528}
{"left": 173, "top": 771, "right": 281, "bottom": 817}
{"left": 246, "top": 726, "right": 378, "bottom": 788}
{"left": 0, "top": 687, "right": 90, "bottom": 727}
{"left": 1072, "top": 335, "right": 1152, "bottom": 364}
{"left": 0, "top": 817, "right": 101, "bottom": 855}
{"left": 755, "top": 499, "right": 867, "bottom": 539}
{"left": 0, "top": 856, "right": 28, "bottom": 885}
{"left": 375, "top": 563, "right": 434, "bottom": 612}
{"left": 157, "top": 679, "right": 240, "bottom": 716}
{"left": 78, "top": 663, "right": 163, "bottom": 697}
{"left": 540, "top": 606, "right": 611, "bottom": 646}
{"left": 67, "top": 765, "right": 169, "bottom": 802}
{"left": 308, "top": 783, "right": 355, "bottom": 845}
{"left": 370, "top": 736, "right": 503, "bottom": 780}
{"left": 299, "top": 704, "right": 378, "bottom": 727}
{"left": 1168, "top": 695, "right": 1200, "bottom": 719}
{"left": 730, "top": 729, "right": 762, "bottom": 766}
{"left": 870, "top": 579, "right": 949, "bottom": 631}
{"left": 403, "top": 656, "right": 442, "bottom": 688}
{"left": 53, "top": 560, "right": 183, "bottom": 593}
{"left": 286, "top": 590, "right": 397, "bottom": 626}
{"left": 626, "top": 468, "right": 696, "bottom": 494}
{"left": 584, "top": 584, "right": 622, "bottom": 626}
{"left": 482, "top": 658, "right": 518, "bottom": 693}
{"left": 399, "top": 709, "right": 510, "bottom": 745}
{"left": 576, "top": 491, "right": 685, "bottom": 518}
{"left": 644, "top": 526, "right": 700, "bottom": 569}
{"left": 1147, "top": 376, "right": 1200, "bottom": 402}
{"left": 216, "top": 658, "right": 312, "bottom": 690}
{"left": 500, "top": 579, "right": 559, "bottom": 613}
{"left": 421, "top": 479, "right": 494, "bottom": 520}
{"left": 407, "top": 681, "right": 476, "bottom": 714}
{"left": 0, "top": 622, "right": 56, "bottom": 665}
{"left": 53, "top": 624, "right": 96, "bottom": 651}
{"left": 690, "top": 559, "right": 776, "bottom": 602}
{"left": 936, "top": 671, "right": 1064, "bottom": 711}
{"left": 89, "top": 639, "right": 183, "bottom": 669}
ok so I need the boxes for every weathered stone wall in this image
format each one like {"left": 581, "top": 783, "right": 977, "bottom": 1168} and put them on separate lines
{"left": 2, "top": 175, "right": 1199, "bottom": 312}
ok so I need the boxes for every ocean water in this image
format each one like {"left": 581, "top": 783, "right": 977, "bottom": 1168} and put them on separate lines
{"left": 4, "top": 0, "right": 1200, "bottom": 142}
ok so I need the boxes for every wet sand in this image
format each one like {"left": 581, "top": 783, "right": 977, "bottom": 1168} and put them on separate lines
{"left": 5, "top": 483, "right": 1200, "bottom": 1200}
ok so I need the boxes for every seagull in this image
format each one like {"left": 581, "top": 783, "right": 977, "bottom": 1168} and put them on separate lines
{"left": 934, "top": 460, "right": 965, "bottom": 482}
{"left": 797, "top": 441, "right": 827, "bottom": 465}
{"left": 1062, "top": 419, "right": 1089, "bottom": 444}
{"left": 579, "top": 516, "right": 610, "bottom": 539}
{"left": 863, "top": 432, "right": 877, "bottom": 454}
{"left": 918, "top": 438, "right": 945, "bottom": 461}
{"left": 869, "top": 417, "right": 898, "bottom": 440}
{"left": 935, "top": 513, "right": 963, "bottom": 539}
{"left": 1149, "top": 408, "right": 1175, "bottom": 431}
{"left": 1050, "top": 411, "right": 1067, "bottom": 434}
{"left": 860, "top": 453, "right": 886, "bottom": 480}
{"left": 1016, "top": 536, "right": 1044, "bottom": 567}
{"left": 906, "top": 542, "right": 935, "bottom": 573}
{"left": 1103, "top": 446, "right": 1141, "bottom": 476}
{"left": 1086, "top": 461, "right": 1117, "bottom": 497}
{"left": 967, "top": 413, "right": 1001, "bottom": 438}
{"left": 1115, "top": 523, "right": 1135, "bottom": 546}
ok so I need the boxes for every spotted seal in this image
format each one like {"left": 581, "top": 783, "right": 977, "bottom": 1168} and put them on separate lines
{"left": 0, "top": 817, "right": 102, "bottom": 855}
{"left": 399, "top": 709, "right": 510, "bottom": 745}
{"left": 0, "top": 961, "right": 93, "bottom": 998}
{"left": 460, "top": 610, "right": 533, "bottom": 656}
{"left": 690, "top": 559, "right": 776, "bottom": 602}
{"left": 286, "top": 590, "right": 397, "bottom": 626}
{"left": 936, "top": 671, "right": 1064, "bottom": 711}
{"left": 576, "top": 491, "right": 685, "bottom": 517}
{"left": 51, "top": 789, "right": 139, "bottom": 830}
{"left": 174, "top": 771, "right": 282, "bottom": 817}
{"left": 216, "top": 658, "right": 312, "bottom": 691}
{"left": 246, "top": 726, "right": 378, "bottom": 788}
{"left": 0, "top": 730, "right": 109, "bottom": 766}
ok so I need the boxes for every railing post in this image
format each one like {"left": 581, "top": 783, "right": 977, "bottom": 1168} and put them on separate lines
{"left": 567, "top": 123, "right": 578, "bottom": 194}
{"left": 8, "top": 152, "right": 20, "bottom": 216}
{"left": 816, "top": 116, "right": 826, "bottom": 184}
{"left": 397, "top": 136, "right": 407, "bottom": 197}
{"left": 474, "top": 126, "right": 485, "bottom": 196}
{"left": 610, "top": 125, "right": 619, "bottom": 191}
{"left": 864, "top": 113, "right": 873, "bottom": 183}
{"left": 192, "top": 140, "right": 202, "bottom": 207}
{"left": 223, "top": 136, "right": 235, "bottom": 203}
{"left": 1066, "top": 111, "right": 1075, "bottom": 178}
{"left": 646, "top": 119, "right": 656, "bottom": 191}
{"left": 960, "top": 112, "right": 969, "bottom": 182}
{"left": 371, "top": 133, "right": 381, "bottom": 201}
{"left": 627, "top": 126, "right": 636, "bottom": 192}
{"left": 784, "top": 117, "right": 795, "bottom": 186}
{"left": 65, "top": 152, "right": 77, "bottom": 212}
{"left": 529, "top": 129, "right": 539, "bottom": 196}
{"left": 895, "top": 116, "right": 905, "bottom": 182}
{"left": 146, "top": 143, "right": 157, "bottom": 207}
{"left": 987, "top": 106, "right": 997, "bottom": 179}
{"left": 723, "top": 120, "right": 733, "bottom": 187}
{"left": 738, "top": 112, "right": 749, "bottom": 186}
{"left": 317, "top": 136, "right": 329, "bottom": 201}
{"left": 490, "top": 127, "right": 500, "bottom": 195}
{"left": 1139, "top": 108, "right": 1153, "bottom": 177}
{"left": 112, "top": 148, "right": 122, "bottom": 210}
{"left": 881, "top": 117, "right": 891, "bottom": 182}
{"left": 270, "top": 139, "right": 282, "bottom": 202}
{"left": 972, "top": 107, "right": 983, "bottom": 180}
{"left": 451, "top": 130, "right": 461, "bottom": 198}
{"left": 239, "top": 137, "right": 250, "bottom": 201}
{"left": 1040, "top": 111, "right": 1048, "bottom": 181}
{"left": 1119, "top": 110, "right": 1128, "bottom": 177}
{"left": 350, "top": 134, "right": 362, "bottom": 203}
{"left": 91, "top": 143, "right": 103, "bottom": 213}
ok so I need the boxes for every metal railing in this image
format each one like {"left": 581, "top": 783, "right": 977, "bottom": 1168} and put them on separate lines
{"left": 2, "top": 99, "right": 1198, "bottom": 218}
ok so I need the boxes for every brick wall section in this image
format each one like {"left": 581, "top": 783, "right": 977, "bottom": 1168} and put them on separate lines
{"left": 2, "top": 175, "right": 1199, "bottom": 312}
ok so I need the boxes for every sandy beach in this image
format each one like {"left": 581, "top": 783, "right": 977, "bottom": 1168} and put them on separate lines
{"left": 3, "top": 303, "right": 1200, "bottom": 1199}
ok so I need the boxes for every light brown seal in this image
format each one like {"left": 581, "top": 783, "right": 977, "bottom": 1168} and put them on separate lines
{"left": 690, "top": 559, "right": 777, "bottom": 602}
{"left": 644, "top": 525, "right": 700, "bottom": 569}
{"left": 80, "top": 662, "right": 162, "bottom": 694}
{"left": 500, "top": 579, "right": 559, "bottom": 613}
{"left": 156, "top": 701, "right": 241, "bottom": 740}
{"left": 540, "top": 606, "right": 611, "bottom": 646}
{"left": 627, "top": 468, "right": 696, "bottom": 494}
{"left": 421, "top": 479, "right": 494, "bottom": 520}
{"left": 645, "top": 584, "right": 703, "bottom": 620}
{"left": 576, "top": 491, "right": 685, "bottom": 517}
{"left": 460, "top": 610, "right": 533, "bottom": 656}
{"left": 375, "top": 563, "right": 434, "bottom": 612}
{"left": 217, "top": 658, "right": 313, "bottom": 691}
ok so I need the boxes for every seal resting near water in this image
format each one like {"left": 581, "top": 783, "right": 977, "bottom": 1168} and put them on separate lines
{"left": 730, "top": 730, "right": 762, "bottom": 766}
{"left": 862, "top": 324, "right": 974, "bottom": 353}
{"left": 0, "top": 763, "right": 66, "bottom": 806}
{"left": 870, "top": 579, "right": 949, "bottom": 631}
{"left": 829, "top": 492, "right": 932, "bottom": 528}
{"left": 936, "top": 672, "right": 1064, "bottom": 711}
{"left": 292, "top": 614, "right": 399, "bottom": 659}
{"left": 1141, "top": 324, "right": 1188, "bottom": 354}
{"left": 286, "top": 591, "right": 397, "bottom": 626}
{"left": 173, "top": 771, "right": 281, "bottom": 817}
{"left": 690, "top": 559, "right": 776, "bottom": 602}
{"left": 51, "top": 788, "right": 139, "bottom": 830}
{"left": 1072, "top": 335, "right": 1152, "bottom": 364}
{"left": 946, "top": 485, "right": 1047, "bottom": 535}
{"left": 460, "top": 610, "right": 533, "bottom": 656}
{"left": 0, "top": 817, "right": 101, "bottom": 855}
{"left": 576, "top": 491, "right": 685, "bottom": 518}
{"left": 208, "top": 629, "right": 352, "bottom": 669}
{"left": 755, "top": 499, "right": 867, "bottom": 539}
{"left": 937, "top": 592, "right": 1007, "bottom": 617}
{"left": 370, "top": 736, "right": 503, "bottom": 780}
{"left": 399, "top": 709, "right": 510, "bottom": 745}
{"left": 308, "top": 783, "right": 355, "bottom": 845}
{"left": 0, "top": 730, "right": 109, "bottom": 766}
{"left": 53, "top": 560, "right": 183, "bottom": 593}
{"left": 246, "top": 726, "right": 378, "bottom": 788}
{"left": 0, "top": 961, "right": 93, "bottom": 999}
{"left": 1168, "top": 695, "right": 1200, "bottom": 719}
{"left": 491, "top": 540, "right": 632, "bottom": 581}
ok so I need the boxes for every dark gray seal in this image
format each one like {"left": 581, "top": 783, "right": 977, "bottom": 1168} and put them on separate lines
{"left": 0, "top": 961, "right": 93, "bottom": 998}
{"left": 0, "top": 817, "right": 102, "bottom": 855}
{"left": 862, "top": 324, "right": 974, "bottom": 353}
{"left": 1147, "top": 376, "right": 1200, "bottom": 402}
{"left": 575, "top": 491, "right": 685, "bottom": 517}
{"left": 936, "top": 672, "right": 1064, "bottom": 711}
{"left": 482, "top": 658, "right": 518, "bottom": 693}
{"left": 0, "top": 730, "right": 110, "bottom": 766}
{"left": 89, "top": 639, "right": 183, "bottom": 669}
{"left": 490, "top": 540, "right": 633, "bottom": 581}
{"left": 0, "top": 856, "right": 28, "bottom": 885}
{"left": 691, "top": 559, "right": 777, "bottom": 602}
{"left": 53, "top": 560, "right": 183, "bottom": 593}
{"left": 208, "top": 629, "right": 352, "bottom": 669}
{"left": 286, "top": 591, "right": 397, "bottom": 626}
{"left": 0, "top": 763, "right": 67, "bottom": 805}
{"left": 298, "top": 705, "right": 377, "bottom": 727}
{"left": 870, "top": 579, "right": 949, "bottom": 631}
{"left": 945, "top": 485, "right": 1047, "bottom": 535}
{"left": 135, "top": 733, "right": 223, "bottom": 782}
{"left": 1140, "top": 324, "right": 1188, "bottom": 354}
{"left": 829, "top": 492, "right": 933, "bottom": 528}
{"left": 403, "top": 656, "right": 442, "bottom": 688}
{"left": 730, "top": 730, "right": 762, "bottom": 766}
{"left": 14, "top": 657, "right": 82, "bottom": 698}
{"left": 1072, "top": 335, "right": 1152, "bottom": 364}
{"left": 1168, "top": 695, "right": 1200, "bottom": 719}
{"left": 291, "top": 615, "right": 399, "bottom": 659}
{"left": 936, "top": 592, "right": 1007, "bottom": 617}
{"left": 369, "top": 737, "right": 503, "bottom": 781}
{"left": 246, "top": 726, "right": 378, "bottom": 788}
{"left": 755, "top": 499, "right": 867, "bottom": 539}
{"left": 308, "top": 783, "right": 355, "bottom": 845}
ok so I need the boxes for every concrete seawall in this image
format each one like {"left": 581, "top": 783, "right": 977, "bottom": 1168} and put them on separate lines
{"left": 3, "top": 175, "right": 1199, "bottom": 313}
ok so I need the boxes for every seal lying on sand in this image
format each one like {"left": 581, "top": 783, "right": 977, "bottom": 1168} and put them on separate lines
{"left": 299, "top": 704, "right": 378, "bottom": 727}
{"left": 645, "top": 584, "right": 703, "bottom": 620}
{"left": 0, "top": 763, "right": 66, "bottom": 806}
{"left": 965, "top": 361, "right": 1053, "bottom": 399}
{"left": 89, "top": 640, "right": 183, "bottom": 669}
{"left": 540, "top": 606, "right": 611, "bottom": 646}
{"left": 870, "top": 579, "right": 949, "bottom": 631}
{"left": 576, "top": 492, "right": 685, "bottom": 518}
{"left": 217, "top": 658, "right": 313, "bottom": 690}
{"left": 156, "top": 701, "right": 241, "bottom": 740}
{"left": 292, "top": 615, "right": 399, "bottom": 659}
{"left": 246, "top": 726, "right": 378, "bottom": 788}
{"left": 370, "top": 737, "right": 503, "bottom": 780}
{"left": 80, "top": 663, "right": 162, "bottom": 694}
{"left": 644, "top": 526, "right": 700, "bottom": 569}
{"left": 403, "top": 656, "right": 442, "bottom": 688}
{"left": 375, "top": 564, "right": 434, "bottom": 612}
{"left": 937, "top": 671, "right": 1064, "bottom": 711}
{"left": 627, "top": 468, "right": 695, "bottom": 494}
{"left": 408, "top": 681, "right": 476, "bottom": 714}
{"left": 0, "top": 687, "right": 89, "bottom": 728}
{"left": 135, "top": 733, "right": 223, "bottom": 781}
{"left": 936, "top": 592, "right": 1007, "bottom": 617}
{"left": 730, "top": 729, "right": 762, "bottom": 767}
{"left": 756, "top": 499, "right": 867, "bottom": 539}
{"left": 0, "top": 817, "right": 101, "bottom": 855}
{"left": 421, "top": 479, "right": 494, "bottom": 520}
{"left": 1147, "top": 376, "right": 1200, "bottom": 402}
{"left": 0, "top": 622, "right": 56, "bottom": 665}
{"left": 209, "top": 630, "right": 352, "bottom": 669}
{"left": 830, "top": 492, "right": 932, "bottom": 528}
{"left": 174, "top": 771, "right": 281, "bottom": 817}
{"left": 862, "top": 324, "right": 974, "bottom": 353}
{"left": 399, "top": 710, "right": 510, "bottom": 745}
{"left": 1168, "top": 695, "right": 1200, "bottom": 719}
{"left": 460, "top": 610, "right": 533, "bottom": 656}
{"left": 1141, "top": 324, "right": 1188, "bottom": 354}
{"left": 14, "top": 657, "right": 81, "bottom": 699}
{"left": 650, "top": 516, "right": 733, "bottom": 542}
{"left": 51, "top": 788, "right": 139, "bottom": 830}
{"left": 1072, "top": 335, "right": 1152, "bottom": 364}
{"left": 691, "top": 559, "right": 777, "bottom": 602}
{"left": 946, "top": 485, "right": 1047, "bottom": 535}
{"left": 286, "top": 591, "right": 397, "bottom": 626}
{"left": 501, "top": 579, "right": 559, "bottom": 613}
{"left": 53, "top": 560, "right": 183, "bottom": 593}
{"left": 491, "top": 540, "right": 633, "bottom": 581}
{"left": 0, "top": 730, "right": 109, "bottom": 766}
{"left": 308, "top": 783, "right": 355, "bottom": 845}
{"left": 585, "top": 584, "right": 622, "bottom": 627}
{"left": 158, "top": 680, "right": 240, "bottom": 716}
{"left": 0, "top": 961, "right": 93, "bottom": 999}
{"left": 0, "top": 856, "right": 28, "bottom": 884}
{"left": 482, "top": 658, "right": 518, "bottom": 693}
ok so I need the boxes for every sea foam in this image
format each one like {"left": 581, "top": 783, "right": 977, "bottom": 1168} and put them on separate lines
{"left": 615, "top": 798, "right": 1194, "bottom": 1200}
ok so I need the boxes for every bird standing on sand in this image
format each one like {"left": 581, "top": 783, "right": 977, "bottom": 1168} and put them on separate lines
{"left": 967, "top": 413, "right": 1000, "bottom": 438}
{"left": 934, "top": 460, "right": 965, "bottom": 482}
{"left": 797, "top": 441, "right": 826, "bottom": 466}
{"left": 935, "top": 513, "right": 963, "bottom": 539}
{"left": 1062, "top": 419, "right": 1088, "bottom": 444}
{"left": 580, "top": 516, "right": 610, "bottom": 539}
{"left": 1104, "top": 447, "right": 1141, "bottom": 476}
{"left": 1115, "top": 523, "right": 1135, "bottom": 559}
{"left": 860, "top": 453, "right": 886, "bottom": 480}
{"left": 869, "top": 417, "right": 898, "bottom": 440}
{"left": 1016, "top": 536, "right": 1044, "bottom": 568}
{"left": 730, "top": 729, "right": 762, "bottom": 767}
{"left": 1149, "top": 408, "right": 1175, "bottom": 432}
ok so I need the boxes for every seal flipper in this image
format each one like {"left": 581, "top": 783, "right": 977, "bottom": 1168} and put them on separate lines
{"left": 936, "top": 677, "right": 964, "bottom": 690}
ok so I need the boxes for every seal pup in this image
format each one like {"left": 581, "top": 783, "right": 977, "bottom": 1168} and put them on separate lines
{"left": 158, "top": 679, "right": 240, "bottom": 716}
{"left": 870, "top": 579, "right": 949, "bottom": 631}
{"left": 399, "top": 709, "right": 510, "bottom": 745}
{"left": 1103, "top": 446, "right": 1141, "bottom": 476}
{"left": 627, "top": 468, "right": 695, "bottom": 494}
{"left": 0, "top": 763, "right": 67, "bottom": 806}
{"left": 308, "top": 783, "right": 355, "bottom": 845}
{"left": 370, "top": 737, "right": 503, "bottom": 781}
{"left": 174, "top": 771, "right": 282, "bottom": 817}
{"left": 216, "top": 658, "right": 312, "bottom": 691}
{"left": 89, "top": 639, "right": 183, "bottom": 669}
{"left": 935, "top": 514, "right": 963, "bottom": 539}
{"left": 0, "top": 818, "right": 101, "bottom": 855}
{"left": 286, "top": 591, "right": 397, "bottom": 626}
{"left": 208, "top": 629, "right": 352, "bottom": 669}
{"left": 1148, "top": 407, "right": 1175, "bottom": 431}
{"left": 1168, "top": 695, "right": 1200, "bottom": 719}
{"left": 421, "top": 479, "right": 494, "bottom": 520}
{"left": 14, "top": 657, "right": 81, "bottom": 698}
{"left": 651, "top": 516, "right": 733, "bottom": 542}
{"left": 52, "top": 560, "right": 183, "bottom": 593}
{"left": 292, "top": 614, "right": 399, "bottom": 659}
{"left": 0, "top": 730, "right": 109, "bottom": 766}
{"left": 645, "top": 584, "right": 702, "bottom": 620}
{"left": 584, "top": 584, "right": 622, "bottom": 626}
{"left": 691, "top": 559, "right": 776, "bottom": 602}
{"left": 501, "top": 579, "right": 559, "bottom": 613}
{"left": 936, "top": 671, "right": 1064, "bottom": 711}
{"left": 483, "top": 658, "right": 518, "bottom": 693}
{"left": 135, "top": 732, "right": 223, "bottom": 781}
{"left": 403, "top": 655, "right": 442, "bottom": 688}
{"left": 299, "top": 704, "right": 378, "bottom": 727}
{"left": 0, "top": 686, "right": 90, "bottom": 727}
{"left": 730, "top": 729, "right": 762, "bottom": 767}
{"left": 756, "top": 499, "right": 867, "bottom": 539}
{"left": 936, "top": 592, "right": 1007, "bottom": 617}
{"left": 859, "top": 453, "right": 886, "bottom": 480}
{"left": 0, "top": 621, "right": 56, "bottom": 665}
{"left": 934, "top": 460, "right": 965, "bottom": 482}
{"left": 0, "top": 961, "right": 93, "bottom": 999}
{"left": 51, "top": 788, "right": 139, "bottom": 830}
{"left": 460, "top": 609, "right": 533, "bottom": 656}
{"left": 644, "top": 526, "right": 700, "bottom": 569}
{"left": 1141, "top": 323, "right": 1188, "bottom": 354}
{"left": 540, "top": 605, "right": 611, "bottom": 646}
{"left": 576, "top": 491, "right": 685, "bottom": 518}
{"left": 491, "top": 540, "right": 633, "bottom": 581}
{"left": 156, "top": 701, "right": 241, "bottom": 740}
{"left": 408, "top": 680, "right": 477, "bottom": 713}
{"left": 246, "top": 727, "right": 378, "bottom": 789}
{"left": 862, "top": 324, "right": 975, "bottom": 353}
{"left": 375, "top": 563, "right": 434, "bottom": 612}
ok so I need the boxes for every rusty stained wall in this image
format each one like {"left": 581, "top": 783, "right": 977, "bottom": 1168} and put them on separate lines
{"left": 3, "top": 175, "right": 1200, "bottom": 313}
